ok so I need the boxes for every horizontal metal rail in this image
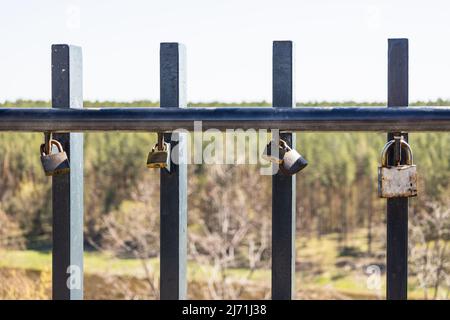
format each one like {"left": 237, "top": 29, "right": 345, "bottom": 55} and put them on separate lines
{"left": 1, "top": 107, "right": 450, "bottom": 132}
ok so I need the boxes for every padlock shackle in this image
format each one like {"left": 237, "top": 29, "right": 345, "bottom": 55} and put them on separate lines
{"left": 380, "top": 138, "right": 413, "bottom": 167}
{"left": 40, "top": 139, "right": 64, "bottom": 156}
{"left": 156, "top": 132, "right": 165, "bottom": 151}
{"left": 44, "top": 132, "right": 52, "bottom": 154}
{"left": 261, "top": 139, "right": 290, "bottom": 164}
{"left": 152, "top": 141, "right": 169, "bottom": 152}
{"left": 279, "top": 139, "right": 288, "bottom": 150}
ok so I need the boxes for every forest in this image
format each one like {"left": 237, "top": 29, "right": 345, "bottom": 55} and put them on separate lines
{"left": 0, "top": 100, "right": 449, "bottom": 299}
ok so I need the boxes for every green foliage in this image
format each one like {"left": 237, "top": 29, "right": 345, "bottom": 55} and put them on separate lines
{"left": 1, "top": 100, "right": 450, "bottom": 248}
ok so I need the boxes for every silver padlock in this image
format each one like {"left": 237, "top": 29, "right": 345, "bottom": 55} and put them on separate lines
{"left": 378, "top": 137, "right": 417, "bottom": 198}
{"left": 40, "top": 139, "right": 70, "bottom": 176}
{"left": 262, "top": 139, "right": 308, "bottom": 175}
{"left": 279, "top": 139, "right": 308, "bottom": 176}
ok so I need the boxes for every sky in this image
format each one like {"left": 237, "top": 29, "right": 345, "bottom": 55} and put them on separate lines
{"left": 1, "top": 0, "right": 450, "bottom": 103}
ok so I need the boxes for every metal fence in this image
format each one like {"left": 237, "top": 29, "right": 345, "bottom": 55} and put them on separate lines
{"left": 2, "top": 38, "right": 450, "bottom": 300}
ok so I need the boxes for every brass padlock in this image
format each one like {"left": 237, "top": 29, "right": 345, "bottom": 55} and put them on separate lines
{"left": 279, "top": 139, "right": 308, "bottom": 176}
{"left": 40, "top": 139, "right": 70, "bottom": 176}
{"left": 147, "top": 141, "right": 171, "bottom": 171}
{"left": 378, "top": 137, "right": 417, "bottom": 198}
{"left": 262, "top": 139, "right": 308, "bottom": 175}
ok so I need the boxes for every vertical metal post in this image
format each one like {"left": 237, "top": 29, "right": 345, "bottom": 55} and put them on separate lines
{"left": 159, "top": 42, "right": 188, "bottom": 300}
{"left": 51, "top": 44, "right": 84, "bottom": 300}
{"left": 386, "top": 38, "right": 409, "bottom": 300}
{"left": 272, "top": 41, "right": 296, "bottom": 300}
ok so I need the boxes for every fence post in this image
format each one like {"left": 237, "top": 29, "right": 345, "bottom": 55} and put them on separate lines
{"left": 272, "top": 40, "right": 296, "bottom": 300}
{"left": 386, "top": 38, "right": 409, "bottom": 300}
{"left": 51, "top": 44, "right": 84, "bottom": 300}
{"left": 159, "top": 42, "right": 188, "bottom": 300}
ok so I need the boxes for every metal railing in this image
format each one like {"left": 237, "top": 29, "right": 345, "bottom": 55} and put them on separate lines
{"left": 2, "top": 38, "right": 450, "bottom": 300}
{"left": 1, "top": 106, "right": 450, "bottom": 131}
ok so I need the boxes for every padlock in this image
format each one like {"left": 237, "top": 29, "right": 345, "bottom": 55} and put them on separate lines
{"left": 147, "top": 141, "right": 171, "bottom": 171}
{"left": 40, "top": 139, "right": 70, "bottom": 176}
{"left": 279, "top": 139, "right": 308, "bottom": 176}
{"left": 262, "top": 139, "right": 308, "bottom": 175}
{"left": 378, "top": 137, "right": 417, "bottom": 198}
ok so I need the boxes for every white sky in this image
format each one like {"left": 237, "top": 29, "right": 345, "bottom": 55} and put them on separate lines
{"left": 1, "top": 0, "right": 450, "bottom": 103}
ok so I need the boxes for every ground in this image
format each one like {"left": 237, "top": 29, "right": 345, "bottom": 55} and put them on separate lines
{"left": 0, "top": 231, "right": 426, "bottom": 299}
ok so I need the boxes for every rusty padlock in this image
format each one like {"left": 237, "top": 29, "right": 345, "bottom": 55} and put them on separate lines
{"left": 378, "top": 137, "right": 417, "bottom": 198}
{"left": 147, "top": 134, "right": 171, "bottom": 171}
{"left": 40, "top": 139, "right": 70, "bottom": 176}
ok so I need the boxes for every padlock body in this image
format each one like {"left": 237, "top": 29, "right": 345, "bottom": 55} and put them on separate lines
{"left": 280, "top": 149, "right": 308, "bottom": 176}
{"left": 147, "top": 149, "right": 170, "bottom": 170}
{"left": 40, "top": 152, "right": 70, "bottom": 176}
{"left": 378, "top": 165, "right": 417, "bottom": 198}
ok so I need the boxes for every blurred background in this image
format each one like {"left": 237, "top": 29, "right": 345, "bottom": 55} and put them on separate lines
{"left": 1, "top": 0, "right": 450, "bottom": 299}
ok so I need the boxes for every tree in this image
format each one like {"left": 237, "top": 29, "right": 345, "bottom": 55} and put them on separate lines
{"left": 410, "top": 201, "right": 450, "bottom": 299}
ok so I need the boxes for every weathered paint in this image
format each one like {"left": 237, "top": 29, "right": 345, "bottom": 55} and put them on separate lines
{"left": 51, "top": 44, "right": 84, "bottom": 300}
{"left": 272, "top": 40, "right": 296, "bottom": 300}
{"left": 378, "top": 165, "right": 417, "bottom": 198}
{"left": 386, "top": 38, "right": 409, "bottom": 300}
{"left": 159, "top": 42, "right": 188, "bottom": 300}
